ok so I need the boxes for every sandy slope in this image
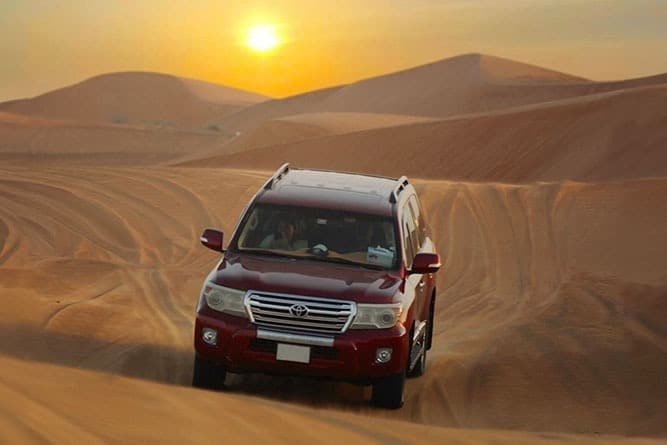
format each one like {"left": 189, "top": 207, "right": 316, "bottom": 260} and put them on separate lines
{"left": 0, "top": 167, "right": 665, "bottom": 442}
{"left": 0, "top": 72, "right": 268, "bottom": 130}
{"left": 0, "top": 111, "right": 236, "bottom": 165}
{"left": 1, "top": 357, "right": 662, "bottom": 445}
{"left": 211, "top": 54, "right": 667, "bottom": 134}
{"left": 3, "top": 54, "right": 666, "bottom": 169}
{"left": 169, "top": 112, "right": 435, "bottom": 165}
{"left": 183, "top": 85, "right": 667, "bottom": 182}
{"left": 276, "top": 112, "right": 434, "bottom": 133}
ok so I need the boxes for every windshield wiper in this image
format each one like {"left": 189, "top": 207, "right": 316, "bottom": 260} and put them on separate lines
{"left": 304, "top": 254, "right": 385, "bottom": 270}
{"left": 240, "top": 248, "right": 386, "bottom": 270}
{"left": 240, "top": 249, "right": 299, "bottom": 260}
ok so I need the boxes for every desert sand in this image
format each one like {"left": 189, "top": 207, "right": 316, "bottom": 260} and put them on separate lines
{"left": 0, "top": 54, "right": 666, "bottom": 443}
{"left": 0, "top": 72, "right": 267, "bottom": 130}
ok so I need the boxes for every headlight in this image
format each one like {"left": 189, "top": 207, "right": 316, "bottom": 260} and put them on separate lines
{"left": 202, "top": 282, "right": 248, "bottom": 318}
{"left": 350, "top": 303, "right": 402, "bottom": 329}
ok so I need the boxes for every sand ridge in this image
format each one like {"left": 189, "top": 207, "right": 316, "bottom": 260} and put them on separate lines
{"left": 179, "top": 84, "right": 667, "bottom": 182}
{"left": 208, "top": 53, "right": 667, "bottom": 135}
{"left": 0, "top": 71, "right": 268, "bottom": 130}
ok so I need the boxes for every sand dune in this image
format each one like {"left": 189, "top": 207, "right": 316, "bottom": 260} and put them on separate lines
{"left": 410, "top": 177, "right": 667, "bottom": 434}
{"left": 169, "top": 112, "right": 435, "bottom": 165}
{"left": 2, "top": 356, "right": 663, "bottom": 445}
{"left": 0, "top": 166, "right": 665, "bottom": 441}
{"left": 0, "top": 72, "right": 268, "bottom": 130}
{"left": 0, "top": 111, "right": 235, "bottom": 165}
{"left": 183, "top": 85, "right": 667, "bottom": 182}
{"left": 4, "top": 55, "right": 666, "bottom": 168}
{"left": 167, "top": 119, "right": 333, "bottom": 166}
{"left": 6, "top": 356, "right": 660, "bottom": 445}
{"left": 277, "top": 112, "right": 435, "bottom": 133}
{"left": 1, "top": 53, "right": 666, "bottom": 443}
{"left": 211, "top": 54, "right": 667, "bottom": 134}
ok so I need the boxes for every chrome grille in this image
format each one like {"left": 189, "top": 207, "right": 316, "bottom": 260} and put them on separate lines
{"left": 245, "top": 291, "right": 356, "bottom": 334}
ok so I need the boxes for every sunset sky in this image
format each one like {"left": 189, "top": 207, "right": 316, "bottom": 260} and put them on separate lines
{"left": 1, "top": 0, "right": 666, "bottom": 101}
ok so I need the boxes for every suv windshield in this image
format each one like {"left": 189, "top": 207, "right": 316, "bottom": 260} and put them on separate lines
{"left": 236, "top": 204, "right": 398, "bottom": 269}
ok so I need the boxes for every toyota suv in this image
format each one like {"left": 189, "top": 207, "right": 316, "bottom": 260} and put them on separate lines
{"left": 192, "top": 164, "right": 440, "bottom": 408}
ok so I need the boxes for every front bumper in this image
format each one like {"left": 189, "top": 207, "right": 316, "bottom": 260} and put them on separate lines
{"left": 194, "top": 307, "right": 409, "bottom": 381}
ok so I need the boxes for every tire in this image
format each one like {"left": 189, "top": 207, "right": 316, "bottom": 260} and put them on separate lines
{"left": 192, "top": 354, "right": 226, "bottom": 390}
{"left": 426, "top": 296, "right": 435, "bottom": 351}
{"left": 408, "top": 342, "right": 427, "bottom": 378}
{"left": 371, "top": 372, "right": 405, "bottom": 409}
{"left": 407, "top": 323, "right": 428, "bottom": 378}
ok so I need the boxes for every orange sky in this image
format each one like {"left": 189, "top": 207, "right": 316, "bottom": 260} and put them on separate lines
{"left": 1, "top": 0, "right": 666, "bottom": 101}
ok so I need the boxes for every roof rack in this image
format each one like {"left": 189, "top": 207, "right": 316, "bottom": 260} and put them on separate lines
{"left": 290, "top": 166, "right": 399, "bottom": 182}
{"left": 389, "top": 176, "right": 409, "bottom": 203}
{"left": 263, "top": 163, "right": 290, "bottom": 189}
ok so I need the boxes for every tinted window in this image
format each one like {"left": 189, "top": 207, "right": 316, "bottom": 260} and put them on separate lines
{"left": 408, "top": 195, "right": 426, "bottom": 246}
{"left": 402, "top": 203, "right": 419, "bottom": 267}
{"left": 236, "top": 204, "right": 399, "bottom": 269}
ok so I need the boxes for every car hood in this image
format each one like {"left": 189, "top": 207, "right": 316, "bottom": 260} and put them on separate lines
{"left": 212, "top": 252, "right": 403, "bottom": 304}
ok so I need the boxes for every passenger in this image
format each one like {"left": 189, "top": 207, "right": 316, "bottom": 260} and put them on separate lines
{"left": 365, "top": 222, "right": 396, "bottom": 267}
{"left": 362, "top": 221, "right": 388, "bottom": 249}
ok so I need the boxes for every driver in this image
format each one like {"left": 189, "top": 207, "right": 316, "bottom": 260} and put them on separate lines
{"left": 259, "top": 218, "right": 307, "bottom": 251}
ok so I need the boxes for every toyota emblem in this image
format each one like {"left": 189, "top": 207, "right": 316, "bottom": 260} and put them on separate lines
{"left": 289, "top": 304, "right": 309, "bottom": 318}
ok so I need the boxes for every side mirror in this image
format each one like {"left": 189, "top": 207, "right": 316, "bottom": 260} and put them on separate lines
{"left": 200, "top": 228, "right": 224, "bottom": 252}
{"left": 409, "top": 252, "right": 441, "bottom": 275}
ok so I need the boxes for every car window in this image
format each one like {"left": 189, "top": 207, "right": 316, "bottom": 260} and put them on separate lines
{"left": 401, "top": 203, "right": 419, "bottom": 268}
{"left": 236, "top": 203, "right": 399, "bottom": 269}
{"left": 403, "top": 222, "right": 414, "bottom": 268}
{"left": 408, "top": 195, "right": 426, "bottom": 247}
{"left": 407, "top": 197, "right": 420, "bottom": 249}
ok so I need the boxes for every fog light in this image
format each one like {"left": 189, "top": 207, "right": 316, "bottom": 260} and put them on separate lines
{"left": 375, "top": 347, "right": 392, "bottom": 364}
{"left": 202, "top": 328, "right": 218, "bottom": 346}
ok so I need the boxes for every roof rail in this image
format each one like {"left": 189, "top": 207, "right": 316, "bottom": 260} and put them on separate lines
{"left": 263, "top": 163, "right": 290, "bottom": 190}
{"left": 290, "top": 166, "right": 398, "bottom": 182}
{"left": 389, "top": 176, "right": 409, "bottom": 203}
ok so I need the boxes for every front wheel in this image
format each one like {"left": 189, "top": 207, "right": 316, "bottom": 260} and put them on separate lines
{"left": 407, "top": 334, "right": 427, "bottom": 378}
{"left": 426, "top": 297, "right": 435, "bottom": 351}
{"left": 407, "top": 320, "right": 429, "bottom": 378}
{"left": 192, "top": 354, "right": 226, "bottom": 390}
{"left": 371, "top": 372, "right": 405, "bottom": 409}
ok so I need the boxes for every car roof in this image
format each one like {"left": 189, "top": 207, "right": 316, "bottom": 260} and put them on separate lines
{"left": 256, "top": 166, "right": 410, "bottom": 217}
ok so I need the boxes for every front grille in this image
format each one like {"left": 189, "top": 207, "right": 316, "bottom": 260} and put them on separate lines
{"left": 245, "top": 291, "right": 355, "bottom": 334}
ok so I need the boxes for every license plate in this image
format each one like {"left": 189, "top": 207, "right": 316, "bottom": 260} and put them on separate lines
{"left": 276, "top": 343, "right": 311, "bottom": 364}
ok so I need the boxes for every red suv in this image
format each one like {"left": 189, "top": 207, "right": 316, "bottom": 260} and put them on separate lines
{"left": 193, "top": 164, "right": 440, "bottom": 408}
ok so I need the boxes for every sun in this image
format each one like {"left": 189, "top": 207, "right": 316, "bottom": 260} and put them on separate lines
{"left": 247, "top": 25, "right": 279, "bottom": 52}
